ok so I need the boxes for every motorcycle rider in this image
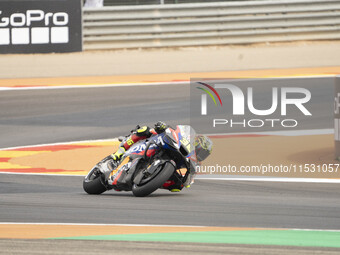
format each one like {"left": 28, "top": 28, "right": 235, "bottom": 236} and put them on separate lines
{"left": 101, "top": 121, "right": 213, "bottom": 192}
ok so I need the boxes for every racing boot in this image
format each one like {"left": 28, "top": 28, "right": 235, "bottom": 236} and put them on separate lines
{"left": 110, "top": 146, "right": 126, "bottom": 167}
{"left": 162, "top": 172, "right": 184, "bottom": 192}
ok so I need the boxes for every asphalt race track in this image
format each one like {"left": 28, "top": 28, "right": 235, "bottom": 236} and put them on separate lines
{"left": 0, "top": 77, "right": 334, "bottom": 148}
{"left": 1, "top": 77, "right": 340, "bottom": 254}
{"left": 1, "top": 174, "right": 340, "bottom": 230}
{"left": 0, "top": 84, "right": 190, "bottom": 148}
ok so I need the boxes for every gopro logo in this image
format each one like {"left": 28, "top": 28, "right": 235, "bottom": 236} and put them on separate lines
{"left": 0, "top": 10, "right": 69, "bottom": 45}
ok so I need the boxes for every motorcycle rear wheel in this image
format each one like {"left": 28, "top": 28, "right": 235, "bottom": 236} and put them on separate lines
{"left": 132, "top": 162, "right": 175, "bottom": 197}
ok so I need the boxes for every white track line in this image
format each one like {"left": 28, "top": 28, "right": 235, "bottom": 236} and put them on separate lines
{"left": 0, "top": 81, "right": 189, "bottom": 91}
{"left": 0, "top": 75, "right": 335, "bottom": 91}
{"left": 208, "top": 129, "right": 334, "bottom": 137}
{"left": 1, "top": 172, "right": 339, "bottom": 184}
{"left": 0, "top": 222, "right": 206, "bottom": 228}
{"left": 0, "top": 138, "right": 118, "bottom": 151}
{"left": 0, "top": 222, "right": 339, "bottom": 232}
{"left": 196, "top": 176, "right": 340, "bottom": 184}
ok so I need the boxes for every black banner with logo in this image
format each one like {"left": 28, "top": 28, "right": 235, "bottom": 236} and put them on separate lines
{"left": 0, "top": 0, "right": 82, "bottom": 54}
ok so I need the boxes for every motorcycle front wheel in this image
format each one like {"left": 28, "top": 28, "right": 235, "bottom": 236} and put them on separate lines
{"left": 83, "top": 167, "right": 108, "bottom": 195}
{"left": 132, "top": 161, "right": 175, "bottom": 197}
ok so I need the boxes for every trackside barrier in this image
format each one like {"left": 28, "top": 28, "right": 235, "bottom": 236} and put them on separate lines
{"left": 335, "top": 76, "right": 340, "bottom": 159}
{"left": 83, "top": 0, "right": 340, "bottom": 50}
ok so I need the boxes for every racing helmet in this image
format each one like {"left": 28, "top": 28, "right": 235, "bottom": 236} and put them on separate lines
{"left": 194, "top": 135, "right": 213, "bottom": 161}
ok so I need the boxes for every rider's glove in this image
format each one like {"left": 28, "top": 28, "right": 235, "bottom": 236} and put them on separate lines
{"left": 154, "top": 121, "right": 167, "bottom": 134}
{"left": 130, "top": 125, "right": 140, "bottom": 133}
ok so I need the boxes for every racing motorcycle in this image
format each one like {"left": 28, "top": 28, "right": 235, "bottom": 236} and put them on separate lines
{"left": 83, "top": 125, "right": 197, "bottom": 197}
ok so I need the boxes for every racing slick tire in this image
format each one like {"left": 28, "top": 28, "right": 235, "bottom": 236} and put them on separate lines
{"left": 132, "top": 162, "right": 175, "bottom": 197}
{"left": 83, "top": 168, "right": 108, "bottom": 195}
